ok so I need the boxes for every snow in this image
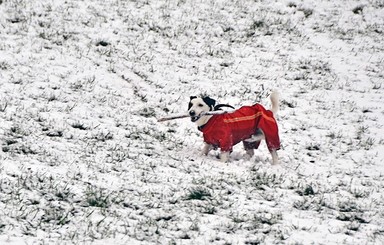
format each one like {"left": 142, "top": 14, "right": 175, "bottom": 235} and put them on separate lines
{"left": 0, "top": 0, "right": 384, "bottom": 244}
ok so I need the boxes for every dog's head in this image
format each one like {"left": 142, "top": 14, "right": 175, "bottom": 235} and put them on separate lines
{"left": 188, "top": 96, "right": 216, "bottom": 125}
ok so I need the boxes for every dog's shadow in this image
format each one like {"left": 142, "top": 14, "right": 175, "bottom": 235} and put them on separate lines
{"left": 181, "top": 143, "right": 271, "bottom": 164}
{"left": 230, "top": 151, "right": 270, "bottom": 164}
{"left": 199, "top": 147, "right": 270, "bottom": 164}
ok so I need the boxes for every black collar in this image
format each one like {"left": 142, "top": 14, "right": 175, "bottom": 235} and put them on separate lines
{"left": 198, "top": 124, "right": 206, "bottom": 131}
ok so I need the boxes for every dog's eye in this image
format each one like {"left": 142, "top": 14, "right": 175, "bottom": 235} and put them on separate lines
{"left": 198, "top": 104, "right": 204, "bottom": 107}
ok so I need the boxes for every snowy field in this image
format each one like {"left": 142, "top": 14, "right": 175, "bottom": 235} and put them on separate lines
{"left": 0, "top": 0, "right": 384, "bottom": 244}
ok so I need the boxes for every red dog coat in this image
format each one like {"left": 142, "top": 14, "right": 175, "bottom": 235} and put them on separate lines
{"left": 198, "top": 104, "right": 280, "bottom": 152}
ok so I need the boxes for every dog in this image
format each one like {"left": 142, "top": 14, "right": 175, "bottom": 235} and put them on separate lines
{"left": 188, "top": 91, "right": 280, "bottom": 164}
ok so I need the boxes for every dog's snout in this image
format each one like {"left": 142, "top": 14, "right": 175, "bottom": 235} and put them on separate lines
{"left": 189, "top": 110, "right": 196, "bottom": 116}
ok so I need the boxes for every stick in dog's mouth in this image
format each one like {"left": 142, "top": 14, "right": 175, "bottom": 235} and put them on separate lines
{"left": 190, "top": 111, "right": 228, "bottom": 122}
{"left": 190, "top": 115, "right": 200, "bottom": 122}
{"left": 158, "top": 110, "right": 230, "bottom": 123}
{"left": 190, "top": 112, "right": 208, "bottom": 122}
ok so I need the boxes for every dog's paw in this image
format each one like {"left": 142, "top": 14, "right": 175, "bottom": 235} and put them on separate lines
{"left": 219, "top": 152, "right": 230, "bottom": 163}
{"left": 270, "top": 151, "right": 279, "bottom": 165}
{"left": 243, "top": 154, "right": 252, "bottom": 161}
{"left": 202, "top": 143, "right": 213, "bottom": 156}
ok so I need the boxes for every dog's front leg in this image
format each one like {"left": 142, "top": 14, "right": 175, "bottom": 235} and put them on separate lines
{"left": 219, "top": 151, "right": 230, "bottom": 162}
{"left": 202, "top": 143, "right": 213, "bottom": 156}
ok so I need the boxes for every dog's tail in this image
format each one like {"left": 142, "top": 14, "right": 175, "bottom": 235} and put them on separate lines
{"left": 270, "top": 91, "right": 279, "bottom": 115}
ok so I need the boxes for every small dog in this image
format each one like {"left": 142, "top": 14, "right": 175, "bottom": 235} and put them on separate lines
{"left": 188, "top": 92, "right": 280, "bottom": 164}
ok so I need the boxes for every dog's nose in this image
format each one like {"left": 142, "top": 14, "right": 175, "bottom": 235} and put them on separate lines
{"left": 189, "top": 110, "right": 196, "bottom": 116}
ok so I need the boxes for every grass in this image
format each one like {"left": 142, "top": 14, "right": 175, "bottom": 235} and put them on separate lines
{"left": 185, "top": 187, "right": 212, "bottom": 201}
{"left": 249, "top": 168, "right": 285, "bottom": 190}
{"left": 0, "top": 0, "right": 383, "bottom": 244}
{"left": 85, "top": 186, "right": 111, "bottom": 208}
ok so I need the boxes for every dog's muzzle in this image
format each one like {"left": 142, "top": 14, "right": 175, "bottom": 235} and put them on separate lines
{"left": 189, "top": 110, "right": 200, "bottom": 122}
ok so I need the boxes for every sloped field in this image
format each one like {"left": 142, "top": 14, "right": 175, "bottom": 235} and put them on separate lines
{"left": 0, "top": 0, "right": 383, "bottom": 244}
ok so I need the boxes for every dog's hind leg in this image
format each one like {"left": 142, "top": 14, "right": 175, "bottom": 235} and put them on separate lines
{"left": 245, "top": 149, "right": 254, "bottom": 160}
{"left": 270, "top": 150, "right": 279, "bottom": 165}
{"left": 243, "top": 138, "right": 261, "bottom": 160}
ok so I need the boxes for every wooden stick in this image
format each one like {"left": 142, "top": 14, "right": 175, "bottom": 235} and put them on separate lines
{"left": 157, "top": 114, "right": 190, "bottom": 122}
{"left": 157, "top": 110, "right": 234, "bottom": 122}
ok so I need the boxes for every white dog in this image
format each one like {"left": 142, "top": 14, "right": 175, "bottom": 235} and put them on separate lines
{"left": 188, "top": 92, "right": 280, "bottom": 164}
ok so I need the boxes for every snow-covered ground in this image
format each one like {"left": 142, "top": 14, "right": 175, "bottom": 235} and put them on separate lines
{"left": 0, "top": 0, "right": 383, "bottom": 244}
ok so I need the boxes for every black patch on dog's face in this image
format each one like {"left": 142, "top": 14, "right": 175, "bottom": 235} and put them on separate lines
{"left": 202, "top": 97, "right": 216, "bottom": 110}
{"left": 188, "top": 96, "right": 197, "bottom": 110}
{"left": 188, "top": 96, "right": 216, "bottom": 111}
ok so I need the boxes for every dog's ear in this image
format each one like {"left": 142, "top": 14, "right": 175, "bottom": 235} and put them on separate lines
{"left": 203, "top": 97, "right": 216, "bottom": 110}
{"left": 190, "top": 96, "right": 197, "bottom": 101}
